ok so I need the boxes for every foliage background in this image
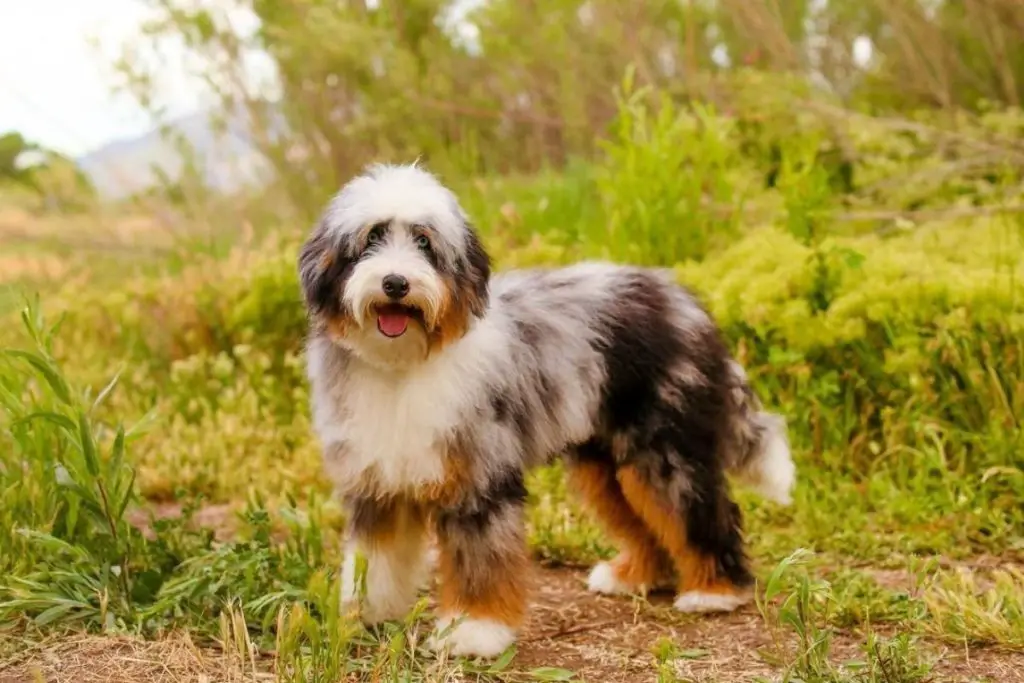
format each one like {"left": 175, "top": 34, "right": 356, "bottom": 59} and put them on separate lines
{"left": 1, "top": 1, "right": 1023, "bottom": 681}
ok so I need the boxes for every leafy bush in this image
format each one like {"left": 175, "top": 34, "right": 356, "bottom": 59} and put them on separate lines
{"left": 0, "top": 301, "right": 330, "bottom": 637}
{"left": 0, "top": 299, "right": 175, "bottom": 628}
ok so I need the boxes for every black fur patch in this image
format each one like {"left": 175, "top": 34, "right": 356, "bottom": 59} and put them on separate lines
{"left": 683, "top": 462, "right": 753, "bottom": 587}
{"left": 298, "top": 222, "right": 357, "bottom": 317}
{"left": 592, "top": 273, "right": 685, "bottom": 431}
{"left": 344, "top": 493, "right": 398, "bottom": 537}
{"left": 461, "top": 226, "right": 491, "bottom": 317}
{"left": 490, "top": 394, "right": 511, "bottom": 423}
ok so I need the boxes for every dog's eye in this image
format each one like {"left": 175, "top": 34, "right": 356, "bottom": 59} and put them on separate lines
{"left": 414, "top": 234, "right": 431, "bottom": 251}
{"left": 366, "top": 225, "right": 385, "bottom": 245}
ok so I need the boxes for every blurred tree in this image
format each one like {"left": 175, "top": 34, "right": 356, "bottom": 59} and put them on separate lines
{"left": 0, "top": 132, "right": 41, "bottom": 190}
{"left": 0, "top": 131, "right": 95, "bottom": 211}
{"left": 114, "top": 0, "right": 1024, "bottom": 210}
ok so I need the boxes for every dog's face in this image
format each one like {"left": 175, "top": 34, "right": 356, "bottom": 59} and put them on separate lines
{"left": 299, "top": 164, "right": 491, "bottom": 368}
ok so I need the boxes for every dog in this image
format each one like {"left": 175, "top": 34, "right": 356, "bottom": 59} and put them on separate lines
{"left": 297, "top": 162, "right": 796, "bottom": 658}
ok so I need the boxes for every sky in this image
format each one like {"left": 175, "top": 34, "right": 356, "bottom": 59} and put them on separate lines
{"left": 0, "top": 0, "right": 217, "bottom": 158}
{"left": 0, "top": 0, "right": 476, "bottom": 163}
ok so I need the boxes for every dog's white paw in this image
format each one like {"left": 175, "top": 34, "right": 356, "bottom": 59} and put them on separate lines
{"left": 586, "top": 561, "right": 636, "bottom": 595}
{"left": 673, "top": 591, "right": 749, "bottom": 613}
{"left": 429, "top": 616, "right": 517, "bottom": 658}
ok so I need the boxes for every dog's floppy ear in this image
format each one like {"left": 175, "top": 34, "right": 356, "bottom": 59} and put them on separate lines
{"left": 298, "top": 221, "right": 352, "bottom": 316}
{"left": 462, "top": 224, "right": 491, "bottom": 318}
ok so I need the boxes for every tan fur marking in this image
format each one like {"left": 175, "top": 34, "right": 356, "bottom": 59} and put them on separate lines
{"left": 326, "top": 315, "right": 351, "bottom": 341}
{"left": 618, "top": 466, "right": 743, "bottom": 596}
{"left": 436, "top": 535, "right": 530, "bottom": 627}
{"left": 568, "top": 461, "right": 672, "bottom": 590}
{"left": 414, "top": 446, "right": 472, "bottom": 508}
{"left": 428, "top": 278, "right": 473, "bottom": 352}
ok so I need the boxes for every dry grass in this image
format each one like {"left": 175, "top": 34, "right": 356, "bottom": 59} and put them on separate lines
{"left": 0, "top": 632, "right": 263, "bottom": 683}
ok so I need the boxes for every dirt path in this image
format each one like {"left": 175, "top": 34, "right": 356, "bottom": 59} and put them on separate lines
{"left": 4, "top": 564, "right": 1022, "bottom": 683}
{"left": 517, "top": 566, "right": 1024, "bottom": 682}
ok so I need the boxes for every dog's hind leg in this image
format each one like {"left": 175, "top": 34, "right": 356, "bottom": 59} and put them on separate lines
{"left": 566, "top": 442, "right": 675, "bottom": 596}
{"left": 616, "top": 435, "right": 755, "bottom": 613}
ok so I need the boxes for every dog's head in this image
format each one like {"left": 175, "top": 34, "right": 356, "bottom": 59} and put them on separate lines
{"left": 298, "top": 163, "right": 491, "bottom": 368}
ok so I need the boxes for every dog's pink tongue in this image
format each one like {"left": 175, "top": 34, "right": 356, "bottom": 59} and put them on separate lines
{"left": 377, "top": 310, "right": 409, "bottom": 337}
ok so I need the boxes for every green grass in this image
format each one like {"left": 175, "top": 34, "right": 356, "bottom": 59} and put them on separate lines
{"left": 1, "top": 89, "right": 1023, "bottom": 682}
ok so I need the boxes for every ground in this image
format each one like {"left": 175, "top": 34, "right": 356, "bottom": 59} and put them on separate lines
{"left": 4, "top": 562, "right": 1023, "bottom": 683}
{"left": 2, "top": 505, "right": 1021, "bottom": 683}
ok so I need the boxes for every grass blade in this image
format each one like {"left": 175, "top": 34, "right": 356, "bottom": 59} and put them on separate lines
{"left": 78, "top": 413, "right": 100, "bottom": 477}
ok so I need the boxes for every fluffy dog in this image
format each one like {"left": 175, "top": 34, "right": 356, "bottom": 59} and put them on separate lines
{"left": 297, "top": 162, "right": 796, "bottom": 658}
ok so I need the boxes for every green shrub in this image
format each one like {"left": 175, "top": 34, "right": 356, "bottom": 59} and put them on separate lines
{"left": 677, "top": 219, "right": 1024, "bottom": 469}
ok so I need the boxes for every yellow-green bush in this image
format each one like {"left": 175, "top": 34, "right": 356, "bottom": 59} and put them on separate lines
{"left": 676, "top": 219, "right": 1023, "bottom": 472}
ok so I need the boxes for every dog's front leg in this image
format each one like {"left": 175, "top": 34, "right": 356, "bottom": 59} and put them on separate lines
{"left": 428, "top": 478, "right": 531, "bottom": 658}
{"left": 339, "top": 496, "right": 429, "bottom": 625}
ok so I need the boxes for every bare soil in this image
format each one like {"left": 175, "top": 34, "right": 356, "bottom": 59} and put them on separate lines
{"left": 516, "top": 566, "right": 1024, "bottom": 683}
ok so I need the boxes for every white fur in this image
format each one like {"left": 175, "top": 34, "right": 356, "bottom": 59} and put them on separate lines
{"left": 324, "top": 162, "right": 468, "bottom": 256}
{"left": 339, "top": 515, "right": 429, "bottom": 624}
{"left": 339, "top": 546, "right": 359, "bottom": 611}
{"left": 747, "top": 424, "right": 796, "bottom": 505}
{"left": 429, "top": 615, "right": 517, "bottom": 658}
{"left": 586, "top": 561, "right": 635, "bottom": 595}
{"left": 313, "top": 319, "right": 514, "bottom": 494}
{"left": 344, "top": 234, "right": 445, "bottom": 332}
{"left": 673, "top": 591, "right": 750, "bottom": 613}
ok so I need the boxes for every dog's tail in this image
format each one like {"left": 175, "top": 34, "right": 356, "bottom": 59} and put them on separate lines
{"left": 722, "top": 360, "right": 796, "bottom": 505}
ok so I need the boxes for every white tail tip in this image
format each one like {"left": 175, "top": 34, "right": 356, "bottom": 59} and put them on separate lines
{"left": 748, "top": 427, "right": 796, "bottom": 505}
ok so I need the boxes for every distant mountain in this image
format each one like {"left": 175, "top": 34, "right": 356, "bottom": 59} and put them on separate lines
{"left": 76, "top": 108, "right": 280, "bottom": 199}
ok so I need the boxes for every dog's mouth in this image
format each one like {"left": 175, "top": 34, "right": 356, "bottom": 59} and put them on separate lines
{"left": 375, "top": 303, "right": 423, "bottom": 338}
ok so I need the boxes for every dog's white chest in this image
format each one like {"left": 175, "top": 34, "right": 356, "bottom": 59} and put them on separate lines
{"left": 313, "top": 358, "right": 473, "bottom": 494}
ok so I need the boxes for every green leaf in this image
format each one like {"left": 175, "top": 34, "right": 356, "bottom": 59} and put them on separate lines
{"left": 125, "top": 406, "right": 159, "bottom": 442}
{"left": 16, "top": 529, "right": 91, "bottom": 562}
{"left": 115, "top": 468, "right": 137, "bottom": 522}
{"left": 764, "top": 548, "right": 813, "bottom": 602}
{"left": 110, "top": 425, "right": 126, "bottom": 466}
{"left": 3, "top": 349, "right": 72, "bottom": 405}
{"left": 14, "top": 411, "right": 77, "bottom": 434}
{"left": 34, "top": 602, "right": 81, "bottom": 626}
{"left": 488, "top": 645, "right": 517, "bottom": 672}
{"left": 65, "top": 496, "right": 80, "bottom": 537}
{"left": 78, "top": 413, "right": 99, "bottom": 477}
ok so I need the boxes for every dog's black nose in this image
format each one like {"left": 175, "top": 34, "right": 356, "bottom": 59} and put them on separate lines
{"left": 382, "top": 274, "right": 410, "bottom": 300}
